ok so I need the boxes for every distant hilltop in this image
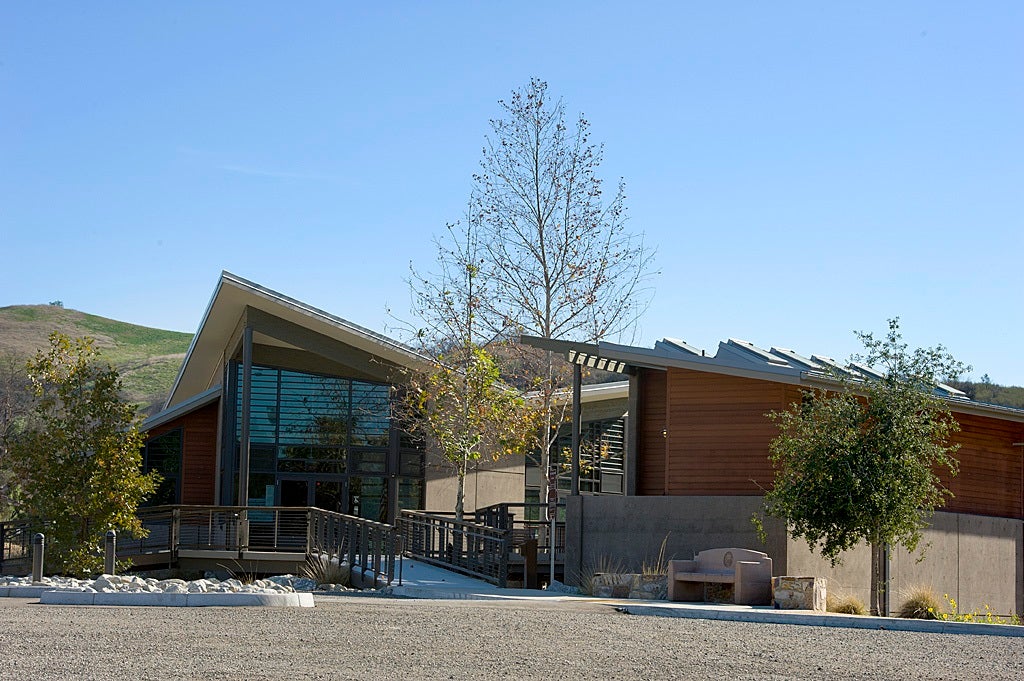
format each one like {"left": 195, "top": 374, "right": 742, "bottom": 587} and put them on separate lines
{"left": 0, "top": 304, "right": 192, "bottom": 416}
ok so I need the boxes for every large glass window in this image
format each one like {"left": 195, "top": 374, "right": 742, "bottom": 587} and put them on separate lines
{"left": 526, "top": 417, "right": 626, "bottom": 497}
{"left": 143, "top": 429, "right": 182, "bottom": 506}
{"left": 228, "top": 363, "right": 423, "bottom": 520}
{"left": 349, "top": 476, "right": 387, "bottom": 523}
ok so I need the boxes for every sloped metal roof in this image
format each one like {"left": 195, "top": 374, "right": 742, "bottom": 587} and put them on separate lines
{"left": 520, "top": 334, "right": 1024, "bottom": 422}
{"left": 164, "top": 271, "right": 432, "bottom": 409}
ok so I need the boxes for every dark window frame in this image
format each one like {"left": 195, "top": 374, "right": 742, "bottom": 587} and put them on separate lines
{"left": 143, "top": 427, "right": 183, "bottom": 506}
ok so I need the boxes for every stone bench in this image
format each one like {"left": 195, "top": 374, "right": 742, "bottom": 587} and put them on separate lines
{"left": 667, "top": 548, "right": 773, "bottom": 606}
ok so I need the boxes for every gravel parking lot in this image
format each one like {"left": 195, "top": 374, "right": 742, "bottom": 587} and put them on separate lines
{"left": 0, "top": 595, "right": 1021, "bottom": 680}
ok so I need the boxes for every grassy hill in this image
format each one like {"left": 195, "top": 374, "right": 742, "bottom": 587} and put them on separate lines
{"left": 945, "top": 379, "right": 1024, "bottom": 410}
{"left": 0, "top": 305, "right": 192, "bottom": 416}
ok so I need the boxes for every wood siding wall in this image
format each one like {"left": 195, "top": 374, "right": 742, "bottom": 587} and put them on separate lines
{"left": 942, "top": 412, "right": 1024, "bottom": 519}
{"left": 635, "top": 366, "right": 1024, "bottom": 520}
{"left": 144, "top": 401, "right": 219, "bottom": 505}
{"left": 636, "top": 369, "right": 667, "bottom": 495}
{"left": 662, "top": 367, "right": 787, "bottom": 495}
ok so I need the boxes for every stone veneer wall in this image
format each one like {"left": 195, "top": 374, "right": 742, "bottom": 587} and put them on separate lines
{"left": 565, "top": 496, "right": 1024, "bottom": 615}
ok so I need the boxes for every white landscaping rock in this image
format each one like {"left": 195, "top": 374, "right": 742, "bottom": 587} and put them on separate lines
{"left": 1, "top": 571, "right": 333, "bottom": 606}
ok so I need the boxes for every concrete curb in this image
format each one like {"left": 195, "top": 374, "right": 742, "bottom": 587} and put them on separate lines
{"left": 37, "top": 590, "right": 315, "bottom": 607}
{"left": 385, "top": 583, "right": 1024, "bottom": 638}
{"left": 0, "top": 586, "right": 51, "bottom": 598}
{"left": 621, "top": 603, "right": 1024, "bottom": 638}
{"left": 387, "top": 585, "right": 578, "bottom": 601}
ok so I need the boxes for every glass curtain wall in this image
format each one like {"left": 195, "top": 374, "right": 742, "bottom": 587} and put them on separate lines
{"left": 524, "top": 417, "right": 626, "bottom": 517}
{"left": 223, "top": 362, "right": 424, "bottom": 522}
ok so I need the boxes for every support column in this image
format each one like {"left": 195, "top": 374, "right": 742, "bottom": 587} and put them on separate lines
{"left": 625, "top": 369, "right": 640, "bottom": 496}
{"left": 571, "top": 362, "right": 582, "bottom": 496}
{"left": 237, "top": 324, "right": 253, "bottom": 506}
{"left": 386, "top": 397, "right": 400, "bottom": 526}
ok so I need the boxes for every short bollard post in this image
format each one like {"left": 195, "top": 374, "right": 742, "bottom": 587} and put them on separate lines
{"left": 31, "top": 533, "right": 45, "bottom": 583}
{"left": 105, "top": 529, "right": 117, "bottom": 575}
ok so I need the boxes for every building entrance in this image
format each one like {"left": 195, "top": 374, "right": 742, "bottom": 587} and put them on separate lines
{"left": 277, "top": 476, "right": 346, "bottom": 514}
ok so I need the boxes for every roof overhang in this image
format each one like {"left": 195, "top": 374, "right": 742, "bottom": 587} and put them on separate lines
{"left": 143, "top": 385, "right": 222, "bottom": 432}
{"left": 520, "top": 334, "right": 804, "bottom": 383}
{"left": 165, "top": 272, "right": 432, "bottom": 409}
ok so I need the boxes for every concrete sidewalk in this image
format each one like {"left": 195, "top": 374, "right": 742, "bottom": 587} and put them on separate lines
{"left": 381, "top": 558, "right": 1024, "bottom": 638}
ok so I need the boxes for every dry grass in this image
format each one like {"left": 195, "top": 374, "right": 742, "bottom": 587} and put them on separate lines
{"left": 898, "top": 585, "right": 941, "bottom": 619}
{"left": 300, "top": 554, "right": 350, "bottom": 587}
{"left": 640, "top": 533, "right": 672, "bottom": 578}
{"left": 0, "top": 305, "right": 191, "bottom": 415}
{"left": 575, "top": 554, "right": 628, "bottom": 596}
{"left": 826, "top": 592, "right": 868, "bottom": 616}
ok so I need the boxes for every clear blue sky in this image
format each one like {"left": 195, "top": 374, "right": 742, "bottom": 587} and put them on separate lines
{"left": 2, "top": 3, "right": 1021, "bottom": 383}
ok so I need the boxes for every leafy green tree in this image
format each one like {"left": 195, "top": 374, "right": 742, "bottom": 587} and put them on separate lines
{"left": 760, "top": 319, "right": 967, "bottom": 615}
{"left": 403, "top": 344, "right": 539, "bottom": 521}
{"left": 7, "top": 332, "right": 158, "bottom": 576}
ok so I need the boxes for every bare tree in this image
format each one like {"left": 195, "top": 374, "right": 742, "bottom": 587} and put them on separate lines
{"left": 410, "top": 78, "right": 655, "bottom": 506}
{"left": 0, "top": 355, "right": 33, "bottom": 518}
{"left": 476, "top": 79, "right": 654, "bottom": 493}
{"left": 474, "top": 78, "right": 654, "bottom": 344}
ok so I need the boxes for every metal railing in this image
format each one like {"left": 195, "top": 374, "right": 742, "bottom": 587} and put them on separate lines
{"left": 116, "top": 505, "right": 400, "bottom": 586}
{"left": 308, "top": 508, "right": 400, "bottom": 587}
{"left": 399, "top": 510, "right": 510, "bottom": 587}
{"left": 0, "top": 520, "right": 41, "bottom": 574}
{"left": 474, "top": 502, "right": 566, "bottom": 557}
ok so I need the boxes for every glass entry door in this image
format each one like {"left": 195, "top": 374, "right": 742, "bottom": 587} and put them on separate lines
{"left": 277, "top": 476, "right": 346, "bottom": 513}
{"left": 313, "top": 480, "right": 345, "bottom": 514}
{"left": 279, "top": 478, "right": 308, "bottom": 507}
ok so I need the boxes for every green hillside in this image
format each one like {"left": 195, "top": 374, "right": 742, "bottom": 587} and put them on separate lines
{"left": 945, "top": 379, "right": 1024, "bottom": 410}
{"left": 0, "top": 304, "right": 192, "bottom": 416}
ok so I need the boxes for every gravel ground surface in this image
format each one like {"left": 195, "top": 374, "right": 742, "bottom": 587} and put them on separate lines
{"left": 0, "top": 595, "right": 1021, "bottom": 680}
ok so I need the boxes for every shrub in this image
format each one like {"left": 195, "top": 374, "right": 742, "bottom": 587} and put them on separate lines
{"left": 898, "top": 585, "right": 941, "bottom": 619}
{"left": 827, "top": 592, "right": 868, "bottom": 616}
{"left": 575, "top": 554, "right": 627, "bottom": 596}
{"left": 218, "top": 560, "right": 258, "bottom": 584}
{"left": 300, "top": 554, "right": 350, "bottom": 588}
{"left": 641, "top": 534, "right": 672, "bottom": 578}
{"left": 935, "top": 594, "right": 1022, "bottom": 626}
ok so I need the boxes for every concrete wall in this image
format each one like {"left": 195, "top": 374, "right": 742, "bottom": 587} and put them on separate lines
{"left": 892, "top": 512, "right": 1023, "bottom": 616}
{"left": 567, "top": 496, "right": 1024, "bottom": 615}
{"left": 424, "top": 454, "right": 525, "bottom": 514}
{"left": 782, "top": 538, "right": 872, "bottom": 607}
{"left": 564, "top": 496, "right": 789, "bottom": 584}
{"left": 784, "top": 511, "right": 1024, "bottom": 615}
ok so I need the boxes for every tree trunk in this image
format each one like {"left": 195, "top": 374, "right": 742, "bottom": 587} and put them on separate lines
{"left": 455, "top": 451, "right": 467, "bottom": 523}
{"left": 869, "top": 541, "right": 889, "bottom": 617}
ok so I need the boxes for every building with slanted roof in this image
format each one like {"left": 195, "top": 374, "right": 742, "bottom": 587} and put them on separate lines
{"left": 141, "top": 272, "right": 528, "bottom": 524}
{"left": 525, "top": 334, "right": 1024, "bottom": 614}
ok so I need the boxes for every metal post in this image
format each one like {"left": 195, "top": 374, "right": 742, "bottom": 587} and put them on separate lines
{"left": 882, "top": 542, "right": 891, "bottom": 617}
{"left": 31, "top": 533, "right": 45, "bottom": 583}
{"left": 571, "top": 362, "right": 582, "bottom": 496}
{"left": 104, "top": 530, "right": 117, "bottom": 575}
{"left": 549, "top": 510, "right": 556, "bottom": 587}
{"left": 238, "top": 324, "right": 253, "bottom": 506}
{"left": 547, "top": 466, "right": 557, "bottom": 586}
{"left": 238, "top": 510, "right": 249, "bottom": 553}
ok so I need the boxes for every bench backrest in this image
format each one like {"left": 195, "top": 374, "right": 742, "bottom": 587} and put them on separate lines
{"left": 694, "top": 548, "right": 770, "bottom": 573}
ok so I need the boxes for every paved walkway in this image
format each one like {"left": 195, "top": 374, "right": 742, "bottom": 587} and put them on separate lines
{"left": 384, "top": 557, "right": 1024, "bottom": 638}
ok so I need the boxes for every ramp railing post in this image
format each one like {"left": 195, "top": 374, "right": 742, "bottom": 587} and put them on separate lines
{"left": 31, "top": 533, "right": 45, "bottom": 583}
{"left": 104, "top": 530, "right": 117, "bottom": 575}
